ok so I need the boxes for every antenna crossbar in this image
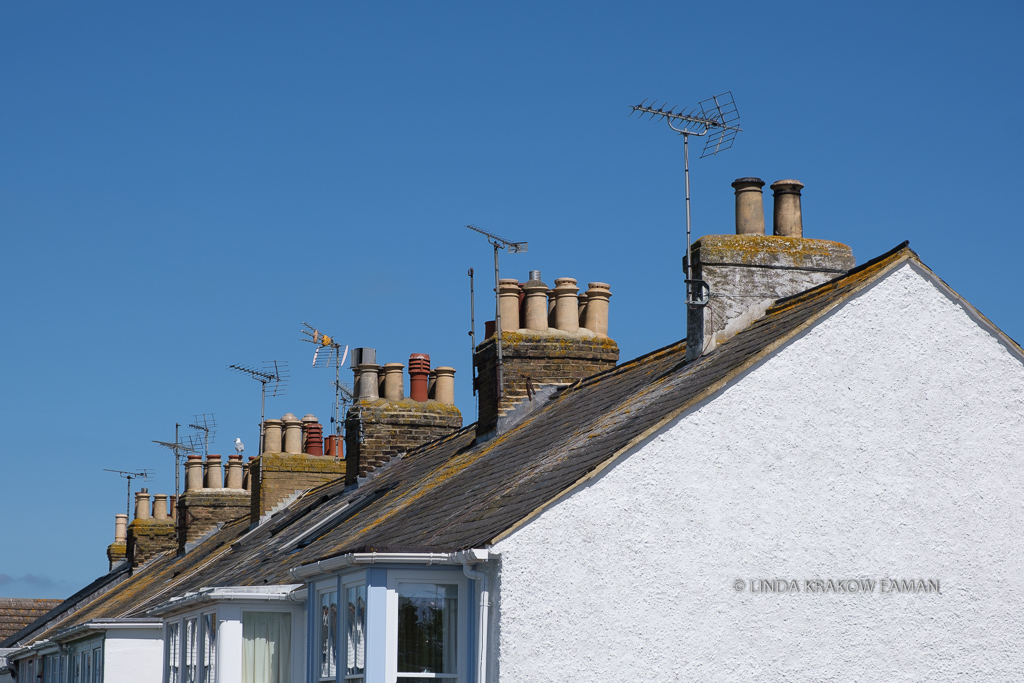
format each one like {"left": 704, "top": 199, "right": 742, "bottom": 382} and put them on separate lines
{"left": 466, "top": 225, "right": 528, "bottom": 253}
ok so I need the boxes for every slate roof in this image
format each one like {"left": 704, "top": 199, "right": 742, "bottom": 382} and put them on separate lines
{"left": 17, "top": 242, "right": 982, "bottom": 643}
{"left": 0, "top": 599, "right": 63, "bottom": 642}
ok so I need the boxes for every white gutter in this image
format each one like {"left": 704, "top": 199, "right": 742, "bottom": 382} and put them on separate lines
{"left": 147, "top": 585, "right": 304, "bottom": 617}
{"left": 52, "top": 620, "right": 163, "bottom": 643}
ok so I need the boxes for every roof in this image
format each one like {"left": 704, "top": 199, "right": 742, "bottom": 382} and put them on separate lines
{"left": 0, "top": 600, "right": 63, "bottom": 643}
{"left": 21, "top": 242, "right": 1010, "bottom": 642}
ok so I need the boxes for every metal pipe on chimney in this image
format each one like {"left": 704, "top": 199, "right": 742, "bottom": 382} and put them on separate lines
{"left": 771, "top": 179, "right": 804, "bottom": 237}
{"left": 732, "top": 177, "right": 766, "bottom": 235}
{"left": 434, "top": 367, "right": 456, "bottom": 405}
{"left": 553, "top": 278, "right": 580, "bottom": 332}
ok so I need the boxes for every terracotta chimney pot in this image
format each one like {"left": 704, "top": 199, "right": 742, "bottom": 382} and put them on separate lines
{"left": 408, "top": 354, "right": 430, "bottom": 402}
{"left": 498, "top": 278, "right": 521, "bottom": 332}
{"left": 226, "top": 454, "right": 245, "bottom": 488}
{"left": 583, "top": 282, "right": 612, "bottom": 337}
{"left": 553, "top": 278, "right": 580, "bottom": 332}
{"left": 184, "top": 455, "right": 204, "bottom": 492}
{"left": 205, "top": 454, "right": 224, "bottom": 489}
{"left": 522, "top": 273, "right": 549, "bottom": 331}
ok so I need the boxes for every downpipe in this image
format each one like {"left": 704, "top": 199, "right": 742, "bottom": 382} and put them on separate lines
{"left": 461, "top": 560, "right": 489, "bottom": 683}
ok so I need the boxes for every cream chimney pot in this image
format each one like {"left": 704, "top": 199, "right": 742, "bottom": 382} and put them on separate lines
{"left": 522, "top": 274, "right": 549, "bottom": 331}
{"left": 434, "top": 367, "right": 456, "bottom": 405}
{"left": 577, "top": 293, "right": 588, "bottom": 328}
{"left": 114, "top": 514, "right": 128, "bottom": 543}
{"left": 184, "top": 455, "right": 204, "bottom": 491}
{"left": 498, "top": 279, "right": 522, "bottom": 332}
{"left": 262, "top": 419, "right": 283, "bottom": 454}
{"left": 152, "top": 494, "right": 169, "bottom": 520}
{"left": 205, "top": 455, "right": 224, "bottom": 488}
{"left": 226, "top": 454, "right": 244, "bottom": 489}
{"left": 583, "top": 282, "right": 612, "bottom": 337}
{"left": 282, "top": 414, "right": 303, "bottom": 454}
{"left": 383, "top": 363, "right": 405, "bottom": 401}
{"left": 732, "top": 177, "right": 766, "bottom": 235}
{"left": 553, "top": 278, "right": 580, "bottom": 332}
{"left": 771, "top": 179, "right": 805, "bottom": 237}
{"left": 134, "top": 489, "right": 151, "bottom": 520}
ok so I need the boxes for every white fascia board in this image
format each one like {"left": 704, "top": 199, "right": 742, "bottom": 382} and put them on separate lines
{"left": 147, "top": 584, "right": 304, "bottom": 617}
{"left": 289, "top": 549, "right": 497, "bottom": 581}
{"left": 52, "top": 620, "right": 162, "bottom": 643}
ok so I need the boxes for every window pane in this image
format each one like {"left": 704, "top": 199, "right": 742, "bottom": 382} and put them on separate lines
{"left": 319, "top": 591, "right": 338, "bottom": 680}
{"left": 202, "top": 613, "right": 217, "bottom": 683}
{"left": 345, "top": 585, "right": 366, "bottom": 678}
{"left": 242, "top": 612, "right": 292, "bottom": 683}
{"left": 93, "top": 649, "right": 102, "bottom": 683}
{"left": 167, "top": 622, "right": 181, "bottom": 683}
{"left": 84, "top": 652, "right": 91, "bottom": 683}
{"left": 185, "top": 618, "right": 198, "bottom": 683}
{"left": 397, "top": 583, "right": 458, "bottom": 676}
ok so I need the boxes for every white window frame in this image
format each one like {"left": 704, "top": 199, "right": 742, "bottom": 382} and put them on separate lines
{"left": 340, "top": 574, "right": 367, "bottom": 683}
{"left": 316, "top": 586, "right": 339, "bottom": 682}
{"left": 385, "top": 570, "right": 467, "bottom": 683}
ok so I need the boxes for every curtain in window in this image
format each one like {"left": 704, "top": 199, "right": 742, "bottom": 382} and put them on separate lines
{"left": 242, "top": 612, "right": 292, "bottom": 683}
{"left": 319, "top": 591, "right": 337, "bottom": 680}
{"left": 345, "top": 585, "right": 366, "bottom": 679}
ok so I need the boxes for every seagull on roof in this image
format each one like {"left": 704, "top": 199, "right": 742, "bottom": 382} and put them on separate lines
{"left": 234, "top": 438, "right": 244, "bottom": 454}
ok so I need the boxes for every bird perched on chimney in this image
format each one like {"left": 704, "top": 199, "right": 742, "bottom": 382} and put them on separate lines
{"left": 234, "top": 438, "right": 244, "bottom": 455}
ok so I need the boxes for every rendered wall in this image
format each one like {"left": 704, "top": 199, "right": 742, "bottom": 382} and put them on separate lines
{"left": 491, "top": 263, "right": 1024, "bottom": 681}
{"left": 104, "top": 629, "right": 163, "bottom": 683}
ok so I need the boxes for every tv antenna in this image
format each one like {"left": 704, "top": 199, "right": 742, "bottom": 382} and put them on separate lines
{"left": 466, "top": 225, "right": 527, "bottom": 402}
{"left": 228, "top": 360, "right": 289, "bottom": 455}
{"left": 300, "top": 323, "right": 352, "bottom": 440}
{"left": 104, "top": 468, "right": 153, "bottom": 517}
{"left": 630, "top": 92, "right": 742, "bottom": 307}
{"left": 152, "top": 423, "right": 199, "bottom": 500}
{"left": 188, "top": 413, "right": 217, "bottom": 456}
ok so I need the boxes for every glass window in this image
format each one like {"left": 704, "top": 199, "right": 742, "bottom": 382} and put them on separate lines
{"left": 185, "top": 617, "right": 198, "bottom": 683}
{"left": 202, "top": 613, "right": 217, "bottom": 683}
{"left": 241, "top": 611, "right": 292, "bottom": 683}
{"left": 396, "top": 583, "right": 458, "bottom": 681}
{"left": 344, "top": 585, "right": 366, "bottom": 681}
{"left": 92, "top": 648, "right": 102, "bottom": 683}
{"left": 318, "top": 590, "right": 338, "bottom": 681}
{"left": 167, "top": 621, "right": 181, "bottom": 683}
{"left": 84, "top": 652, "right": 91, "bottom": 683}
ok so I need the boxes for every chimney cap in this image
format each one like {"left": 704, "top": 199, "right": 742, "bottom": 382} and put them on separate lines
{"left": 732, "top": 177, "right": 765, "bottom": 189}
{"left": 770, "top": 179, "right": 804, "bottom": 193}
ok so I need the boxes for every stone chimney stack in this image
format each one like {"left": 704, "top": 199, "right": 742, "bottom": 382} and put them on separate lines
{"left": 177, "top": 453, "right": 252, "bottom": 552}
{"left": 686, "top": 178, "right": 854, "bottom": 361}
{"left": 125, "top": 488, "right": 176, "bottom": 567}
{"left": 474, "top": 270, "right": 619, "bottom": 438}
{"left": 344, "top": 351, "right": 463, "bottom": 484}
{"left": 106, "top": 514, "right": 128, "bottom": 571}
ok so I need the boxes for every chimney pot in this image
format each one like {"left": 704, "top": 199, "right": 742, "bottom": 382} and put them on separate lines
{"left": 204, "top": 454, "right": 224, "bottom": 488}
{"left": 553, "top": 278, "right": 581, "bottom": 332}
{"left": 226, "top": 454, "right": 245, "bottom": 487}
{"left": 521, "top": 276, "right": 549, "bottom": 331}
{"left": 498, "top": 279, "right": 521, "bottom": 332}
{"left": 134, "top": 490, "right": 152, "bottom": 520}
{"left": 408, "top": 354, "right": 431, "bottom": 402}
{"left": 732, "top": 177, "right": 766, "bottom": 235}
{"left": 184, "top": 455, "right": 204, "bottom": 491}
{"left": 577, "top": 293, "right": 588, "bottom": 328}
{"left": 114, "top": 513, "right": 128, "bottom": 543}
{"left": 382, "top": 363, "right": 405, "bottom": 401}
{"left": 282, "top": 414, "right": 303, "bottom": 454}
{"left": 583, "top": 282, "right": 612, "bottom": 337}
{"left": 434, "top": 367, "right": 456, "bottom": 405}
{"left": 152, "top": 494, "right": 169, "bottom": 520}
{"left": 262, "top": 418, "right": 283, "bottom": 454}
{"left": 547, "top": 289, "right": 557, "bottom": 328}
{"left": 770, "top": 179, "right": 804, "bottom": 237}
{"left": 357, "top": 364, "right": 381, "bottom": 399}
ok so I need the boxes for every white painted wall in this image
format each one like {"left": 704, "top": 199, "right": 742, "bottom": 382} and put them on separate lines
{"left": 104, "top": 629, "right": 163, "bottom": 683}
{"left": 491, "top": 263, "right": 1024, "bottom": 681}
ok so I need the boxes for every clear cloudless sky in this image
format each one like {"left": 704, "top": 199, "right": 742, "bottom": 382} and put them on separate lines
{"left": 2, "top": 2, "right": 1021, "bottom": 597}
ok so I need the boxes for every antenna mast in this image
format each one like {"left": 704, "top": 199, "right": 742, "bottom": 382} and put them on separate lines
{"left": 104, "top": 468, "right": 153, "bottom": 517}
{"left": 466, "top": 225, "right": 527, "bottom": 402}
{"left": 228, "top": 361, "right": 289, "bottom": 455}
{"left": 631, "top": 91, "right": 742, "bottom": 309}
{"left": 152, "top": 425, "right": 198, "bottom": 501}
{"left": 300, "top": 323, "right": 351, "bottom": 443}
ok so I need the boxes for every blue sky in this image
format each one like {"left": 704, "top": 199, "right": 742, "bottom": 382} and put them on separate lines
{"left": 2, "top": 2, "right": 1021, "bottom": 598}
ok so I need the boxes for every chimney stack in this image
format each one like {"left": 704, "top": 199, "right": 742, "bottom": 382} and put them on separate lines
{"left": 106, "top": 514, "right": 128, "bottom": 571}
{"left": 126, "top": 488, "right": 176, "bottom": 567}
{"left": 685, "top": 178, "right": 853, "bottom": 361}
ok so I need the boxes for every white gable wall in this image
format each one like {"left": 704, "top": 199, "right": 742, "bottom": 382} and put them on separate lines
{"left": 490, "top": 262, "right": 1024, "bottom": 681}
